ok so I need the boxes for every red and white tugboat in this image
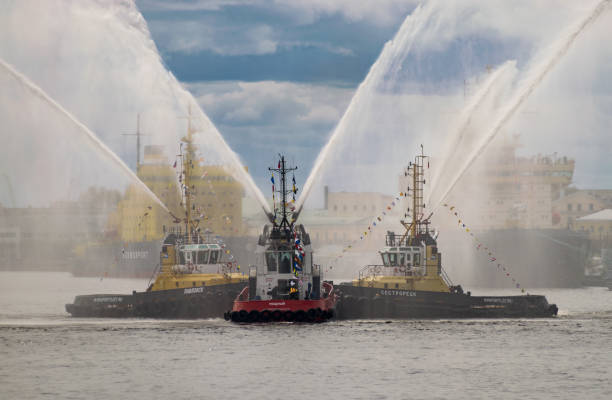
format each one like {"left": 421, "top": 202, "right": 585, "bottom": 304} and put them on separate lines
{"left": 224, "top": 155, "right": 336, "bottom": 323}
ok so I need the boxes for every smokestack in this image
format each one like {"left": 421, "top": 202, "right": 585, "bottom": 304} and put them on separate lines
{"left": 324, "top": 185, "right": 329, "bottom": 210}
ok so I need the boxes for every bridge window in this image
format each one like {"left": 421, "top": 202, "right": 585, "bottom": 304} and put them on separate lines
{"left": 389, "top": 253, "right": 397, "bottom": 266}
{"left": 266, "top": 252, "right": 278, "bottom": 272}
{"left": 279, "top": 252, "right": 292, "bottom": 273}
{"left": 209, "top": 250, "right": 219, "bottom": 264}
{"left": 178, "top": 251, "right": 186, "bottom": 265}
{"left": 382, "top": 253, "right": 390, "bottom": 266}
{"left": 197, "top": 250, "right": 209, "bottom": 264}
{"left": 399, "top": 253, "right": 405, "bottom": 266}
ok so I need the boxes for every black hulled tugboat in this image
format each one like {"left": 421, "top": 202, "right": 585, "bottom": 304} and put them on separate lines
{"left": 65, "top": 110, "right": 247, "bottom": 319}
{"left": 224, "top": 156, "right": 336, "bottom": 323}
{"left": 335, "top": 147, "right": 559, "bottom": 319}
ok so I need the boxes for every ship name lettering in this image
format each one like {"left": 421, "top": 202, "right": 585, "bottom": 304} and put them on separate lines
{"left": 379, "top": 290, "right": 416, "bottom": 297}
{"left": 93, "top": 297, "right": 123, "bottom": 303}
{"left": 483, "top": 298, "right": 512, "bottom": 304}
{"left": 268, "top": 302, "right": 285, "bottom": 306}
{"left": 184, "top": 287, "right": 204, "bottom": 295}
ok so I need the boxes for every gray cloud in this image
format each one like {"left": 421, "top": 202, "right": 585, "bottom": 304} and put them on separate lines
{"left": 138, "top": 0, "right": 418, "bottom": 26}
{"left": 187, "top": 80, "right": 354, "bottom": 186}
{"left": 189, "top": 81, "right": 353, "bottom": 127}
{"left": 151, "top": 20, "right": 277, "bottom": 55}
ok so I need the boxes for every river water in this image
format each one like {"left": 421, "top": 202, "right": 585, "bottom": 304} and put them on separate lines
{"left": 1, "top": 271, "right": 611, "bottom": 399}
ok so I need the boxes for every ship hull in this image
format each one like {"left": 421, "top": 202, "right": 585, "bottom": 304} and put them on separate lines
{"left": 225, "top": 297, "right": 336, "bottom": 323}
{"left": 335, "top": 284, "right": 558, "bottom": 319}
{"left": 65, "top": 282, "right": 246, "bottom": 319}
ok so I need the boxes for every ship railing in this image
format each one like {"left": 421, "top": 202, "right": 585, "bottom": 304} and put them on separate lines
{"left": 147, "top": 263, "right": 160, "bottom": 287}
{"left": 440, "top": 267, "right": 454, "bottom": 287}
{"left": 322, "top": 281, "right": 334, "bottom": 299}
{"left": 358, "top": 264, "right": 421, "bottom": 281}
{"left": 385, "top": 233, "right": 411, "bottom": 247}
{"left": 236, "top": 286, "right": 249, "bottom": 302}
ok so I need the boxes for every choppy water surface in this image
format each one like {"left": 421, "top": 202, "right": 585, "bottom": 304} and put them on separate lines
{"left": 1, "top": 272, "right": 611, "bottom": 400}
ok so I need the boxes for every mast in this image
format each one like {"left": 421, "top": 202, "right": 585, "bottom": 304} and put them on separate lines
{"left": 269, "top": 155, "right": 297, "bottom": 234}
{"left": 402, "top": 145, "right": 429, "bottom": 243}
{"left": 181, "top": 105, "right": 197, "bottom": 241}
{"left": 136, "top": 114, "right": 141, "bottom": 168}
{"left": 122, "top": 113, "right": 148, "bottom": 172}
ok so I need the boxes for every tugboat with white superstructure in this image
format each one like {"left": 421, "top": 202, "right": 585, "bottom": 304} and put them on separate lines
{"left": 224, "top": 156, "right": 336, "bottom": 323}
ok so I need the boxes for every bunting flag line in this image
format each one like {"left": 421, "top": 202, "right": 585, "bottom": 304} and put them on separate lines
{"left": 442, "top": 204, "right": 527, "bottom": 294}
{"left": 328, "top": 191, "right": 409, "bottom": 266}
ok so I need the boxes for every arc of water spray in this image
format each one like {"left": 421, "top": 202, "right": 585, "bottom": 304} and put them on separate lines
{"left": 153, "top": 74, "right": 273, "bottom": 221}
{"left": 187, "top": 106, "right": 274, "bottom": 221}
{"left": 0, "top": 57, "right": 170, "bottom": 213}
{"left": 294, "top": 3, "right": 435, "bottom": 219}
{"left": 429, "top": 0, "right": 611, "bottom": 213}
{"left": 428, "top": 60, "right": 517, "bottom": 197}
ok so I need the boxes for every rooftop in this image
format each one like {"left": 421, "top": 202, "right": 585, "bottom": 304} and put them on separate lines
{"left": 576, "top": 209, "right": 612, "bottom": 221}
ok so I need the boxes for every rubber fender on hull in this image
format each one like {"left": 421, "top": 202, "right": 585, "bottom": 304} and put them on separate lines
{"left": 260, "top": 310, "right": 271, "bottom": 322}
{"left": 294, "top": 310, "right": 306, "bottom": 322}
{"left": 247, "top": 310, "right": 259, "bottom": 323}
{"left": 549, "top": 304, "right": 559, "bottom": 316}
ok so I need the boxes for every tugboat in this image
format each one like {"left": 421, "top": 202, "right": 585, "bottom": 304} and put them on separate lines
{"left": 65, "top": 110, "right": 247, "bottom": 318}
{"left": 335, "top": 147, "right": 559, "bottom": 319}
{"left": 224, "top": 156, "right": 336, "bottom": 323}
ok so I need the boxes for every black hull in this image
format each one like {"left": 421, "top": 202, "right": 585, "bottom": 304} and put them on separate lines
{"left": 65, "top": 282, "right": 246, "bottom": 319}
{"left": 335, "top": 284, "right": 558, "bottom": 319}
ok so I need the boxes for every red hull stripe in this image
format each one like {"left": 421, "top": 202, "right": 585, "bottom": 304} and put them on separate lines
{"left": 233, "top": 299, "right": 335, "bottom": 312}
